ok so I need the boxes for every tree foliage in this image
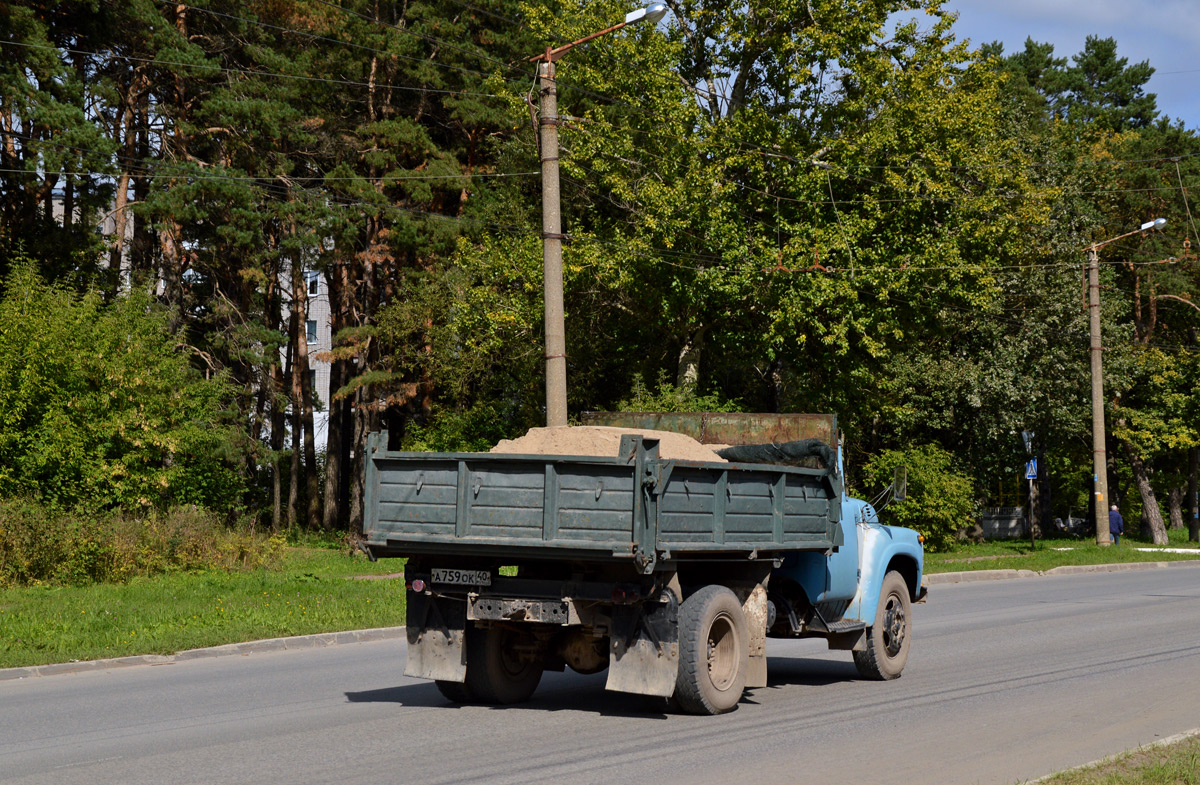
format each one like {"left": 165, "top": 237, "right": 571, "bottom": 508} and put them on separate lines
{"left": 0, "top": 265, "right": 247, "bottom": 512}
{"left": 1, "top": 1, "right": 1197, "bottom": 542}
{"left": 863, "top": 444, "right": 974, "bottom": 552}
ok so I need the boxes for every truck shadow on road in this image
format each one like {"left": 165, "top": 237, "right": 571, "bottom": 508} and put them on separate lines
{"left": 345, "top": 658, "right": 858, "bottom": 716}
{"left": 345, "top": 672, "right": 671, "bottom": 718}
{"left": 763, "top": 657, "right": 860, "bottom": 689}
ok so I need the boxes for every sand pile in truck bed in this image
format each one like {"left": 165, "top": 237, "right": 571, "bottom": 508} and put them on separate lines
{"left": 490, "top": 426, "right": 727, "bottom": 463}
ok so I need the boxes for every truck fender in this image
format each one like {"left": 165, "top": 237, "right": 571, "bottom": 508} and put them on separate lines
{"left": 842, "top": 525, "right": 924, "bottom": 625}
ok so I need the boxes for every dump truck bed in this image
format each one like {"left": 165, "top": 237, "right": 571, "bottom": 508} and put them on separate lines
{"left": 363, "top": 427, "right": 843, "bottom": 571}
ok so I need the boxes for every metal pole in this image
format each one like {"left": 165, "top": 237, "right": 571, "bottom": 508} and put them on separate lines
{"left": 1028, "top": 477, "right": 1034, "bottom": 548}
{"left": 538, "top": 56, "right": 568, "bottom": 427}
{"left": 1088, "top": 245, "right": 1112, "bottom": 546}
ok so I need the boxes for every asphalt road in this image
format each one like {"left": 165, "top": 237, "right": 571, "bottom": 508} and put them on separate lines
{"left": 3, "top": 568, "right": 1200, "bottom": 785}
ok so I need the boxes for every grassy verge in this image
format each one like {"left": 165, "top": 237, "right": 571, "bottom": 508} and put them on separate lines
{"left": 0, "top": 546, "right": 406, "bottom": 669}
{"left": 1036, "top": 733, "right": 1200, "bottom": 784}
{"left": 926, "top": 527, "right": 1200, "bottom": 574}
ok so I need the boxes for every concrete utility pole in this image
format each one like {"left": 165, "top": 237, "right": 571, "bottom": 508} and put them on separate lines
{"left": 1087, "top": 244, "right": 1112, "bottom": 547}
{"left": 537, "top": 56, "right": 567, "bottom": 427}
{"left": 531, "top": 3, "right": 668, "bottom": 428}
{"left": 1085, "top": 218, "right": 1167, "bottom": 546}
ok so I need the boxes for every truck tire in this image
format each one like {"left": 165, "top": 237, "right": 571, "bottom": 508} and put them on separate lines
{"left": 434, "top": 679, "right": 475, "bottom": 703}
{"left": 853, "top": 570, "right": 912, "bottom": 680}
{"left": 464, "top": 624, "right": 544, "bottom": 704}
{"left": 674, "top": 585, "right": 749, "bottom": 715}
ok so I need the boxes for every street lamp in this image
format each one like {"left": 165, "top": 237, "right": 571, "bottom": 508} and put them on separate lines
{"left": 529, "top": 3, "right": 668, "bottom": 427}
{"left": 1085, "top": 217, "right": 1167, "bottom": 546}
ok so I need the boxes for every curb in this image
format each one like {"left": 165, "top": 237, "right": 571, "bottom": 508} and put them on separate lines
{"left": 0, "top": 625, "right": 405, "bottom": 682}
{"left": 1023, "top": 726, "right": 1200, "bottom": 783}
{"left": 927, "top": 557, "right": 1200, "bottom": 585}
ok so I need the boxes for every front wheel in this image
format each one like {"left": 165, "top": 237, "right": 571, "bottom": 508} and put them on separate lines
{"left": 674, "top": 585, "right": 749, "bottom": 715}
{"left": 853, "top": 570, "right": 912, "bottom": 680}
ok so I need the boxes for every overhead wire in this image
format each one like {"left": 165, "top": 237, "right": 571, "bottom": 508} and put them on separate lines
{"left": 0, "top": 166, "right": 538, "bottom": 182}
{"left": 3, "top": 132, "right": 537, "bottom": 236}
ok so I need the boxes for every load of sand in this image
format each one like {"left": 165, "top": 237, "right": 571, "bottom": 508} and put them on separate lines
{"left": 490, "top": 426, "right": 726, "bottom": 463}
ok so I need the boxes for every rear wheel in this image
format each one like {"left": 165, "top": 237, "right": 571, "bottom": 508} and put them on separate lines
{"left": 674, "top": 585, "right": 748, "bottom": 715}
{"left": 464, "top": 624, "right": 544, "bottom": 704}
{"left": 853, "top": 570, "right": 912, "bottom": 680}
{"left": 434, "top": 679, "right": 475, "bottom": 704}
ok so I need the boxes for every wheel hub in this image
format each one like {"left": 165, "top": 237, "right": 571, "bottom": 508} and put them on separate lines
{"left": 882, "top": 595, "right": 906, "bottom": 657}
{"left": 705, "top": 612, "right": 738, "bottom": 690}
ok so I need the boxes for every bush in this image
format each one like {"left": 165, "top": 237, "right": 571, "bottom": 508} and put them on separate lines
{"left": 0, "top": 499, "right": 283, "bottom": 587}
{"left": 0, "top": 265, "right": 248, "bottom": 513}
{"left": 862, "top": 444, "right": 975, "bottom": 552}
{"left": 617, "top": 370, "right": 742, "bottom": 413}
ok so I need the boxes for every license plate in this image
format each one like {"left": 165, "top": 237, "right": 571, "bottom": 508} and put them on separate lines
{"left": 431, "top": 568, "right": 492, "bottom": 587}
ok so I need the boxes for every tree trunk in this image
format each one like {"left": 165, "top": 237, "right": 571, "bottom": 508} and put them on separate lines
{"left": 767, "top": 359, "right": 784, "bottom": 413}
{"left": 322, "top": 356, "right": 345, "bottom": 531}
{"left": 1122, "top": 442, "right": 1168, "bottom": 545}
{"left": 289, "top": 253, "right": 320, "bottom": 530}
{"left": 131, "top": 91, "right": 154, "bottom": 279}
{"left": 349, "top": 386, "right": 367, "bottom": 535}
{"left": 322, "top": 263, "right": 350, "bottom": 531}
{"left": 270, "top": 359, "right": 285, "bottom": 533}
{"left": 1190, "top": 447, "right": 1199, "bottom": 543}
{"left": 286, "top": 302, "right": 300, "bottom": 531}
{"left": 676, "top": 326, "right": 707, "bottom": 390}
{"left": 1168, "top": 486, "right": 1184, "bottom": 529}
{"left": 109, "top": 72, "right": 142, "bottom": 293}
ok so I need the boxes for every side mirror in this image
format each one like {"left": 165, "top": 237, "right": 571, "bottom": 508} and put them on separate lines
{"left": 893, "top": 465, "right": 907, "bottom": 502}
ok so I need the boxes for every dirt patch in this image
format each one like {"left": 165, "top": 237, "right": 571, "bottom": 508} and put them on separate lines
{"left": 490, "top": 426, "right": 726, "bottom": 463}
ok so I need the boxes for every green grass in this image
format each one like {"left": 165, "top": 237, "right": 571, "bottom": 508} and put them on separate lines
{"left": 1035, "top": 734, "right": 1200, "bottom": 784}
{"left": 0, "top": 546, "right": 406, "bottom": 669}
{"left": 926, "top": 527, "right": 1200, "bottom": 574}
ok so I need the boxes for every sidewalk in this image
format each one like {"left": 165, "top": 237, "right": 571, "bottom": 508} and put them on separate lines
{"left": 926, "top": 556, "right": 1200, "bottom": 584}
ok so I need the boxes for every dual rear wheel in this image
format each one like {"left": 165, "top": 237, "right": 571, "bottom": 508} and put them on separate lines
{"left": 435, "top": 623, "right": 543, "bottom": 705}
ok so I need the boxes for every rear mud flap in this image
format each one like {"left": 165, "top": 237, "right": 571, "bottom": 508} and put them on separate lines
{"left": 605, "top": 594, "right": 679, "bottom": 698}
{"left": 742, "top": 585, "right": 769, "bottom": 688}
{"left": 403, "top": 591, "right": 467, "bottom": 682}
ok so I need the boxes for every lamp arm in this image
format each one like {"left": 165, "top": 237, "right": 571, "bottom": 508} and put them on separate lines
{"left": 529, "top": 20, "right": 629, "bottom": 63}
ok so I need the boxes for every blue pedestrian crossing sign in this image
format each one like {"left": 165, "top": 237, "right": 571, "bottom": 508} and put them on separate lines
{"left": 1025, "top": 458, "right": 1038, "bottom": 479}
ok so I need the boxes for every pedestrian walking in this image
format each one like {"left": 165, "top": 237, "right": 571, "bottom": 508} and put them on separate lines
{"left": 1109, "top": 504, "right": 1124, "bottom": 545}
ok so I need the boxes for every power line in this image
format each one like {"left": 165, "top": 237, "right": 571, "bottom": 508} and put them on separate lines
{"left": 2, "top": 132, "right": 537, "bottom": 236}
{"left": 0, "top": 166, "right": 538, "bottom": 182}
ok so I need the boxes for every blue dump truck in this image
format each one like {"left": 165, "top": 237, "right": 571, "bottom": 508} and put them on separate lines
{"left": 362, "top": 412, "right": 925, "bottom": 715}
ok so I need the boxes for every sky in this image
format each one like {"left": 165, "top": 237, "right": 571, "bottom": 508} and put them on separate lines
{"left": 941, "top": 0, "right": 1200, "bottom": 129}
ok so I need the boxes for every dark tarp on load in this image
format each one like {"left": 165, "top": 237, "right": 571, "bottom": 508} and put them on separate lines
{"left": 716, "top": 439, "right": 836, "bottom": 472}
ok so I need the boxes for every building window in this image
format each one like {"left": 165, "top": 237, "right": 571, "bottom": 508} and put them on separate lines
{"left": 306, "top": 319, "right": 318, "bottom": 343}
{"left": 308, "top": 369, "right": 317, "bottom": 390}
{"left": 305, "top": 270, "right": 319, "bottom": 295}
